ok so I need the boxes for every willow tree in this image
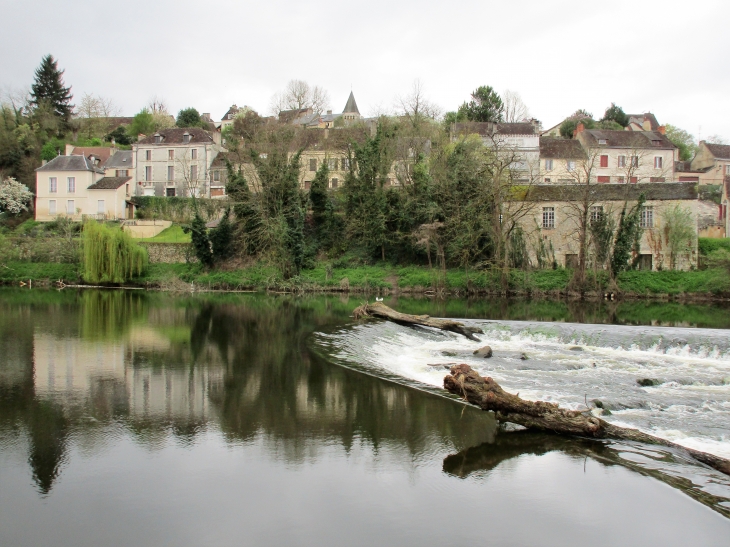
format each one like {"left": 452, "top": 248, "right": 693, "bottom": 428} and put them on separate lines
{"left": 82, "top": 221, "right": 148, "bottom": 283}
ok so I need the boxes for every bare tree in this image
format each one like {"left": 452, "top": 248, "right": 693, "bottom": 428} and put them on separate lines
{"left": 76, "top": 93, "right": 121, "bottom": 139}
{"left": 147, "top": 96, "right": 169, "bottom": 114}
{"left": 502, "top": 90, "right": 530, "bottom": 123}
{"left": 270, "top": 80, "right": 331, "bottom": 116}
{"left": 397, "top": 79, "right": 442, "bottom": 127}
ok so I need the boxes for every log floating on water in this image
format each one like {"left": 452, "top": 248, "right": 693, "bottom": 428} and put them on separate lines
{"left": 352, "top": 302, "right": 483, "bottom": 341}
{"left": 444, "top": 363, "right": 730, "bottom": 477}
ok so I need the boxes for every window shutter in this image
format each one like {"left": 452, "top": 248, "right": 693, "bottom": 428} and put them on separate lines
{"left": 600, "top": 155, "right": 608, "bottom": 167}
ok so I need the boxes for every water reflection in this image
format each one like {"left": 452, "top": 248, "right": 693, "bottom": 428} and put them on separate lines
{"left": 0, "top": 288, "right": 729, "bottom": 524}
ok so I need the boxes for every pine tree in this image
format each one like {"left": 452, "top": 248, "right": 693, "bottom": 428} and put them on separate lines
{"left": 30, "top": 55, "right": 74, "bottom": 124}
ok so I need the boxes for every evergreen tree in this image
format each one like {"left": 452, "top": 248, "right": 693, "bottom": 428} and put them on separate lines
{"left": 210, "top": 208, "right": 233, "bottom": 261}
{"left": 309, "top": 162, "right": 330, "bottom": 240}
{"left": 176, "top": 107, "right": 204, "bottom": 128}
{"left": 611, "top": 194, "right": 646, "bottom": 277}
{"left": 30, "top": 55, "right": 74, "bottom": 125}
{"left": 457, "top": 86, "right": 504, "bottom": 123}
{"left": 184, "top": 212, "right": 214, "bottom": 267}
{"left": 601, "top": 103, "right": 629, "bottom": 127}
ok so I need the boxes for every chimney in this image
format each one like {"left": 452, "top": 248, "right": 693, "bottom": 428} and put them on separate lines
{"left": 65, "top": 143, "right": 74, "bottom": 155}
{"left": 327, "top": 110, "right": 332, "bottom": 115}
{"left": 573, "top": 122, "right": 585, "bottom": 138}
{"left": 657, "top": 125, "right": 666, "bottom": 135}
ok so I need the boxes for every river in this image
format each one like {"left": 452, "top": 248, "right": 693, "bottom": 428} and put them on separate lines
{"left": 0, "top": 289, "right": 729, "bottom": 546}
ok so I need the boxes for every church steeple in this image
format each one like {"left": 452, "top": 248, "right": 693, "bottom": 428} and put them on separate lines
{"left": 342, "top": 91, "right": 360, "bottom": 115}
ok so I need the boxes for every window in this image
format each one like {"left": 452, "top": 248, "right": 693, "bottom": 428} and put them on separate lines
{"left": 331, "top": 178, "right": 338, "bottom": 188}
{"left": 640, "top": 206, "right": 654, "bottom": 228}
{"left": 154, "top": 134, "right": 162, "bottom": 144}
{"left": 654, "top": 156, "right": 663, "bottom": 169}
{"left": 630, "top": 176, "right": 638, "bottom": 184}
{"left": 542, "top": 207, "right": 555, "bottom": 229}
{"left": 651, "top": 140, "right": 661, "bottom": 146}
{"left": 183, "top": 133, "right": 190, "bottom": 143}
{"left": 590, "top": 206, "right": 603, "bottom": 224}
{"left": 600, "top": 155, "right": 608, "bottom": 167}
{"left": 650, "top": 177, "right": 665, "bottom": 182}
{"left": 145, "top": 166, "right": 152, "bottom": 181}
{"left": 342, "top": 158, "right": 349, "bottom": 170}
{"left": 190, "top": 165, "right": 197, "bottom": 180}
{"left": 191, "top": 149, "right": 198, "bottom": 160}
{"left": 168, "top": 166, "right": 174, "bottom": 181}
{"left": 168, "top": 150, "right": 174, "bottom": 160}
{"left": 213, "top": 170, "right": 220, "bottom": 182}
{"left": 67, "top": 177, "right": 75, "bottom": 193}
{"left": 597, "top": 176, "right": 610, "bottom": 183}
{"left": 328, "top": 158, "right": 338, "bottom": 170}
{"left": 598, "top": 139, "right": 607, "bottom": 145}
{"left": 617, "top": 155, "right": 626, "bottom": 168}
{"left": 725, "top": 164, "right": 730, "bottom": 176}
{"left": 116, "top": 169, "right": 128, "bottom": 177}
{"left": 309, "top": 159, "right": 317, "bottom": 171}
{"left": 545, "top": 159, "right": 554, "bottom": 171}
{"left": 304, "top": 181, "right": 312, "bottom": 190}
{"left": 631, "top": 156, "right": 639, "bottom": 168}
{"left": 97, "top": 200, "right": 105, "bottom": 214}
{"left": 49, "top": 177, "right": 57, "bottom": 193}
{"left": 67, "top": 200, "right": 75, "bottom": 215}
{"left": 125, "top": 184, "right": 130, "bottom": 196}
{"left": 166, "top": 188, "right": 176, "bottom": 197}
{"left": 145, "top": 150, "right": 152, "bottom": 161}
{"left": 544, "top": 177, "right": 551, "bottom": 183}
{"left": 49, "top": 200, "right": 56, "bottom": 215}
{"left": 566, "top": 161, "right": 575, "bottom": 171}
{"left": 617, "top": 176, "right": 625, "bottom": 183}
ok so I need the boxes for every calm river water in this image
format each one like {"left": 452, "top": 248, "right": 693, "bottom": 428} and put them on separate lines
{"left": 1, "top": 289, "right": 729, "bottom": 546}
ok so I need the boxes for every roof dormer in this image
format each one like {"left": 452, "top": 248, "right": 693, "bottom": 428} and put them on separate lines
{"left": 154, "top": 133, "right": 163, "bottom": 144}
{"left": 183, "top": 132, "right": 191, "bottom": 143}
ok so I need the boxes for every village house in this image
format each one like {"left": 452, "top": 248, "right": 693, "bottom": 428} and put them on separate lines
{"left": 573, "top": 124, "right": 677, "bottom": 183}
{"left": 104, "top": 150, "right": 134, "bottom": 178}
{"left": 518, "top": 182, "right": 700, "bottom": 271}
{"left": 132, "top": 128, "right": 220, "bottom": 198}
{"left": 34, "top": 155, "right": 133, "bottom": 221}
{"left": 690, "top": 141, "right": 730, "bottom": 185}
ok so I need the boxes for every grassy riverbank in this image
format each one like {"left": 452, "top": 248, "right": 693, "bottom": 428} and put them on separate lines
{"left": 2, "top": 261, "right": 729, "bottom": 299}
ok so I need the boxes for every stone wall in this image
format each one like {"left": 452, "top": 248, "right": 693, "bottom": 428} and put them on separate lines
{"left": 139, "top": 242, "right": 195, "bottom": 264}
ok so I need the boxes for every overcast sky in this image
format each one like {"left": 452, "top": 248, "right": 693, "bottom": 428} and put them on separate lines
{"left": 2, "top": 0, "right": 728, "bottom": 140}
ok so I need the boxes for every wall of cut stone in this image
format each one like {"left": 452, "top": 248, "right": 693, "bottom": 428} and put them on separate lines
{"left": 139, "top": 243, "right": 195, "bottom": 263}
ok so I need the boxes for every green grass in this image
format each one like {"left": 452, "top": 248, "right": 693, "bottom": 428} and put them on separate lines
{"left": 0, "top": 262, "right": 80, "bottom": 283}
{"left": 699, "top": 238, "right": 730, "bottom": 256}
{"left": 616, "top": 269, "right": 730, "bottom": 295}
{"left": 139, "top": 225, "right": 191, "bottom": 243}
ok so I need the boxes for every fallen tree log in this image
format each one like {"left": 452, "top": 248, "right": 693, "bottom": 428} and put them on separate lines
{"left": 353, "top": 302, "right": 483, "bottom": 341}
{"left": 444, "top": 364, "right": 730, "bottom": 477}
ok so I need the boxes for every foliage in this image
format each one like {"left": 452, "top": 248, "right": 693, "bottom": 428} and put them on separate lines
{"left": 105, "top": 125, "right": 133, "bottom": 146}
{"left": 560, "top": 116, "right": 595, "bottom": 138}
{"left": 82, "top": 221, "right": 148, "bottom": 283}
{"left": 661, "top": 204, "right": 695, "bottom": 270}
{"left": 698, "top": 237, "right": 730, "bottom": 256}
{"left": 127, "top": 109, "right": 155, "bottom": 139}
{"left": 456, "top": 86, "right": 504, "bottom": 123}
{"left": 210, "top": 208, "right": 233, "bottom": 261}
{"left": 30, "top": 55, "right": 74, "bottom": 126}
{"left": 589, "top": 207, "right": 616, "bottom": 269}
{"left": 176, "top": 107, "right": 205, "bottom": 128}
{"left": 0, "top": 177, "right": 33, "bottom": 215}
{"left": 601, "top": 103, "right": 629, "bottom": 127}
{"left": 665, "top": 124, "right": 698, "bottom": 162}
{"left": 131, "top": 196, "right": 226, "bottom": 222}
{"left": 40, "top": 138, "right": 63, "bottom": 161}
{"left": 184, "top": 212, "right": 213, "bottom": 268}
{"left": 611, "top": 194, "right": 645, "bottom": 276}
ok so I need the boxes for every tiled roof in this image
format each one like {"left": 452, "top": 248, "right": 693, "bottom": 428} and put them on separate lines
{"left": 104, "top": 150, "right": 133, "bottom": 169}
{"left": 222, "top": 105, "right": 239, "bottom": 120}
{"left": 496, "top": 123, "right": 537, "bottom": 135}
{"left": 626, "top": 113, "right": 659, "bottom": 131}
{"left": 539, "top": 137, "right": 586, "bottom": 159}
{"left": 704, "top": 143, "right": 730, "bottom": 160}
{"left": 87, "top": 176, "right": 132, "bottom": 190}
{"left": 525, "top": 182, "right": 697, "bottom": 202}
{"left": 137, "top": 128, "right": 213, "bottom": 145}
{"left": 68, "top": 147, "right": 113, "bottom": 166}
{"left": 580, "top": 129, "right": 675, "bottom": 150}
{"left": 36, "top": 155, "right": 105, "bottom": 173}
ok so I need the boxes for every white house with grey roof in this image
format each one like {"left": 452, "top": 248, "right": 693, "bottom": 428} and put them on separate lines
{"left": 35, "top": 155, "right": 133, "bottom": 221}
{"left": 132, "top": 127, "right": 220, "bottom": 198}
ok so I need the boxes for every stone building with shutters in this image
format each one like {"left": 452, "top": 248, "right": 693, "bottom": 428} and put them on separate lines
{"left": 132, "top": 128, "right": 221, "bottom": 198}
{"left": 514, "top": 182, "right": 700, "bottom": 271}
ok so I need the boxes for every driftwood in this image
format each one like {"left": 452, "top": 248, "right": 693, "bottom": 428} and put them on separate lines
{"left": 352, "top": 302, "right": 483, "bottom": 341}
{"left": 444, "top": 364, "right": 730, "bottom": 477}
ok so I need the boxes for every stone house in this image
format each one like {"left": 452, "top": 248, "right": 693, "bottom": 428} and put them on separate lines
{"left": 573, "top": 125, "right": 677, "bottom": 184}
{"left": 34, "top": 155, "right": 133, "bottom": 221}
{"left": 104, "top": 150, "right": 134, "bottom": 178}
{"left": 132, "top": 128, "right": 220, "bottom": 198}
{"left": 691, "top": 141, "right": 730, "bottom": 185}
{"left": 518, "top": 182, "right": 700, "bottom": 271}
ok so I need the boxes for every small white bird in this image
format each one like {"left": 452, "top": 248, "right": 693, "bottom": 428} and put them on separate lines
{"left": 375, "top": 297, "right": 384, "bottom": 302}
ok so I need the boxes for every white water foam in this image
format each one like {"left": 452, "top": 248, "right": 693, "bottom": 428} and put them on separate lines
{"left": 317, "top": 319, "right": 730, "bottom": 459}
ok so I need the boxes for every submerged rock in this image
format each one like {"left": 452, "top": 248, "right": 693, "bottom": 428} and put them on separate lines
{"left": 637, "top": 378, "right": 661, "bottom": 387}
{"left": 520, "top": 353, "right": 528, "bottom": 360}
{"left": 441, "top": 351, "right": 457, "bottom": 357}
{"left": 473, "top": 346, "right": 493, "bottom": 358}
{"left": 569, "top": 346, "right": 584, "bottom": 351}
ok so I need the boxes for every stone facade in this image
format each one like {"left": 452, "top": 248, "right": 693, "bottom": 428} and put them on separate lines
{"left": 140, "top": 242, "right": 195, "bottom": 264}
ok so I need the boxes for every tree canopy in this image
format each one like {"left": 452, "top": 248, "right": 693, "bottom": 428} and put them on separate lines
{"left": 456, "top": 86, "right": 504, "bottom": 123}
{"left": 601, "top": 103, "right": 629, "bottom": 127}
{"left": 665, "top": 124, "right": 698, "bottom": 161}
{"left": 176, "top": 107, "right": 205, "bottom": 128}
{"left": 30, "top": 55, "right": 74, "bottom": 125}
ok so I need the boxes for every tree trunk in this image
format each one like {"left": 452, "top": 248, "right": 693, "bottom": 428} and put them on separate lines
{"left": 352, "top": 302, "right": 483, "bottom": 341}
{"left": 443, "top": 364, "right": 730, "bottom": 477}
